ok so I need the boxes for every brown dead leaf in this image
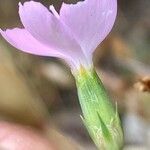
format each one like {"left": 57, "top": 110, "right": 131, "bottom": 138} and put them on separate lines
{"left": 134, "top": 76, "right": 150, "bottom": 92}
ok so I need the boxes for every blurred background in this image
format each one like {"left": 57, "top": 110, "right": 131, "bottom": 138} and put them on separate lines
{"left": 0, "top": 0, "right": 150, "bottom": 149}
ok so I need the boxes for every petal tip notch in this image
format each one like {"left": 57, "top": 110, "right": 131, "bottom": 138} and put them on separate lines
{"left": 18, "top": 2, "right": 22, "bottom": 7}
{"left": 49, "top": 5, "right": 60, "bottom": 19}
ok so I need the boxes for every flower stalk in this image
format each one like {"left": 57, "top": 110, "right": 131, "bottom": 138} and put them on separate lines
{"left": 74, "top": 66, "right": 123, "bottom": 150}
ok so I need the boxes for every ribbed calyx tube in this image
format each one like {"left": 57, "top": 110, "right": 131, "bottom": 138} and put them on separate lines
{"left": 74, "top": 67, "right": 123, "bottom": 150}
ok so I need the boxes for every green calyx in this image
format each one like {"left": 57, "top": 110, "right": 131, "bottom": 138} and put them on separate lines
{"left": 74, "top": 66, "right": 123, "bottom": 150}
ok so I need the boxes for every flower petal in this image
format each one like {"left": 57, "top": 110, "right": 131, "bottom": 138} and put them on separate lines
{"left": 60, "top": 0, "right": 117, "bottom": 55}
{"left": 0, "top": 28, "right": 86, "bottom": 69}
{"left": 0, "top": 28, "right": 62, "bottom": 57}
{"left": 18, "top": 1, "right": 84, "bottom": 60}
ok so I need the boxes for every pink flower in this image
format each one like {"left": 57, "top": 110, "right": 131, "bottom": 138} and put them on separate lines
{"left": 0, "top": 0, "right": 117, "bottom": 70}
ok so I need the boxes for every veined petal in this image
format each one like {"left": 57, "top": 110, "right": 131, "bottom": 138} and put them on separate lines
{"left": 18, "top": 1, "right": 84, "bottom": 61}
{"left": 60, "top": 0, "right": 117, "bottom": 55}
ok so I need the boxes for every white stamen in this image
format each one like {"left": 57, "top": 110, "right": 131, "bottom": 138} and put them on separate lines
{"left": 49, "top": 5, "right": 59, "bottom": 19}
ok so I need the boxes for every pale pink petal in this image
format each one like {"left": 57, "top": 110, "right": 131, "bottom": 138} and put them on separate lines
{"left": 0, "top": 28, "right": 86, "bottom": 69}
{"left": 60, "top": 0, "right": 117, "bottom": 55}
{"left": 18, "top": 1, "right": 84, "bottom": 61}
{"left": 0, "top": 28, "right": 61, "bottom": 57}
